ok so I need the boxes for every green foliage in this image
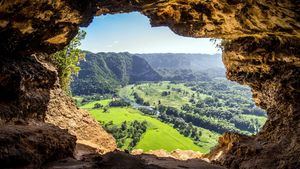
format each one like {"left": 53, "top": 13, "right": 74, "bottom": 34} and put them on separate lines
{"left": 50, "top": 30, "right": 86, "bottom": 93}
{"left": 120, "top": 81, "right": 267, "bottom": 135}
{"left": 161, "top": 91, "right": 171, "bottom": 96}
{"left": 103, "top": 120, "right": 148, "bottom": 151}
{"left": 81, "top": 102, "right": 213, "bottom": 152}
{"left": 71, "top": 52, "right": 162, "bottom": 95}
{"left": 93, "top": 103, "right": 103, "bottom": 109}
{"left": 109, "top": 99, "right": 130, "bottom": 107}
{"left": 75, "top": 53, "right": 267, "bottom": 152}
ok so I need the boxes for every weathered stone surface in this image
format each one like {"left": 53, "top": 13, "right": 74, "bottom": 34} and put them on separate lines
{"left": 0, "top": 0, "right": 96, "bottom": 55}
{"left": 43, "top": 150, "right": 226, "bottom": 169}
{"left": 132, "top": 149, "right": 204, "bottom": 160}
{"left": 0, "top": 123, "right": 76, "bottom": 168}
{"left": 97, "top": 0, "right": 299, "bottom": 38}
{"left": 45, "top": 88, "right": 117, "bottom": 154}
{"left": 0, "top": 0, "right": 299, "bottom": 168}
{"left": 0, "top": 54, "right": 57, "bottom": 124}
{"left": 214, "top": 36, "right": 300, "bottom": 169}
{"left": 0, "top": 53, "right": 116, "bottom": 167}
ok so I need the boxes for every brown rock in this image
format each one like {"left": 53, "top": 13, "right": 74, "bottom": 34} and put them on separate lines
{"left": 0, "top": 0, "right": 299, "bottom": 168}
{"left": 0, "top": 123, "right": 76, "bottom": 168}
{"left": 45, "top": 88, "right": 117, "bottom": 154}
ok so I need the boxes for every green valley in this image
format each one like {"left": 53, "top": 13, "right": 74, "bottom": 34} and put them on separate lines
{"left": 73, "top": 52, "right": 267, "bottom": 154}
{"left": 80, "top": 99, "right": 218, "bottom": 153}
{"left": 119, "top": 81, "right": 266, "bottom": 135}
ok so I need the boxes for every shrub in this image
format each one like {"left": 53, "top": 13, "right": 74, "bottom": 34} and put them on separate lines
{"left": 109, "top": 99, "right": 130, "bottom": 107}
{"left": 49, "top": 30, "right": 86, "bottom": 94}
{"left": 93, "top": 103, "right": 103, "bottom": 109}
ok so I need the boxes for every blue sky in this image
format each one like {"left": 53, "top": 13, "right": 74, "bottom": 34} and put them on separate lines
{"left": 80, "top": 12, "right": 221, "bottom": 54}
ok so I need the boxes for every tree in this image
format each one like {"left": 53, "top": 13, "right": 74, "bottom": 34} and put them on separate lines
{"left": 121, "top": 121, "right": 127, "bottom": 131}
{"left": 93, "top": 103, "right": 103, "bottom": 109}
{"left": 143, "top": 101, "right": 150, "bottom": 106}
{"left": 103, "top": 107, "right": 108, "bottom": 113}
{"left": 161, "top": 91, "right": 170, "bottom": 96}
{"left": 49, "top": 30, "right": 86, "bottom": 94}
{"left": 109, "top": 99, "right": 130, "bottom": 107}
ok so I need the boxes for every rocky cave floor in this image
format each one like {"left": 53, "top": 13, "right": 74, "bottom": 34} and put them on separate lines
{"left": 42, "top": 144, "right": 225, "bottom": 169}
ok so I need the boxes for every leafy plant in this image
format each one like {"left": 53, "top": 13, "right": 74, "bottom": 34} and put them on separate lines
{"left": 50, "top": 30, "right": 86, "bottom": 94}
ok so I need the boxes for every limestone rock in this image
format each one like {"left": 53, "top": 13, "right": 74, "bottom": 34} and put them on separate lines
{"left": 0, "top": 0, "right": 299, "bottom": 168}
{"left": 45, "top": 88, "right": 116, "bottom": 154}
{"left": 0, "top": 123, "right": 76, "bottom": 168}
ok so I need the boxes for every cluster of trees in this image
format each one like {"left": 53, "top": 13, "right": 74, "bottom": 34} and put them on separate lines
{"left": 71, "top": 52, "right": 162, "bottom": 96}
{"left": 109, "top": 99, "right": 130, "bottom": 107}
{"left": 93, "top": 103, "right": 103, "bottom": 109}
{"left": 181, "top": 80, "right": 266, "bottom": 134}
{"left": 139, "top": 106, "right": 202, "bottom": 144}
{"left": 76, "top": 94, "right": 112, "bottom": 106}
{"left": 161, "top": 91, "right": 171, "bottom": 96}
{"left": 133, "top": 92, "right": 150, "bottom": 106}
{"left": 157, "top": 105, "right": 241, "bottom": 134}
{"left": 138, "top": 107, "right": 157, "bottom": 116}
{"left": 156, "top": 69, "right": 212, "bottom": 82}
{"left": 103, "top": 120, "right": 148, "bottom": 151}
{"left": 135, "top": 80, "right": 266, "bottom": 135}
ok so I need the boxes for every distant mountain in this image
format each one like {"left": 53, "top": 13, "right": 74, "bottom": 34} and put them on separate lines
{"left": 136, "top": 53, "right": 224, "bottom": 71}
{"left": 71, "top": 52, "right": 226, "bottom": 95}
{"left": 136, "top": 53, "right": 225, "bottom": 80}
{"left": 71, "top": 52, "right": 162, "bottom": 95}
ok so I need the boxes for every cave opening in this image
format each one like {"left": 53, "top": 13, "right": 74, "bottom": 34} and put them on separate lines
{"left": 72, "top": 12, "right": 267, "bottom": 155}
{"left": 1, "top": 0, "right": 298, "bottom": 168}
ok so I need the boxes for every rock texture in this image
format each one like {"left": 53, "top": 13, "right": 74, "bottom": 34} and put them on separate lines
{"left": 215, "top": 36, "right": 300, "bottom": 168}
{"left": 0, "top": 0, "right": 299, "bottom": 168}
{"left": 0, "top": 53, "right": 116, "bottom": 168}
{"left": 97, "top": 0, "right": 299, "bottom": 38}
{"left": 0, "top": 123, "right": 76, "bottom": 168}
{"left": 45, "top": 88, "right": 116, "bottom": 154}
{"left": 132, "top": 149, "right": 204, "bottom": 161}
{"left": 43, "top": 150, "right": 225, "bottom": 169}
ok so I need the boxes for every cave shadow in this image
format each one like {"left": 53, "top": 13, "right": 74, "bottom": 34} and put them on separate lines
{"left": 43, "top": 143, "right": 226, "bottom": 169}
{"left": 0, "top": 55, "right": 57, "bottom": 123}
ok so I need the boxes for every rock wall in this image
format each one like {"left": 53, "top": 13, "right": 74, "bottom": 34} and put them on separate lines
{"left": 97, "top": 0, "right": 299, "bottom": 38}
{"left": 45, "top": 88, "right": 116, "bottom": 154}
{"left": 0, "top": 123, "right": 76, "bottom": 168}
{"left": 0, "top": 0, "right": 299, "bottom": 168}
{"left": 216, "top": 36, "right": 300, "bottom": 168}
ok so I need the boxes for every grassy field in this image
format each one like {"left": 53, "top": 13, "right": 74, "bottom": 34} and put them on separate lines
{"left": 119, "top": 81, "right": 267, "bottom": 134}
{"left": 119, "top": 81, "right": 208, "bottom": 109}
{"left": 81, "top": 99, "right": 218, "bottom": 153}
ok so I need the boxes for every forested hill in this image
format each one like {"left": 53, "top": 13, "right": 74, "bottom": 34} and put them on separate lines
{"left": 136, "top": 53, "right": 225, "bottom": 80}
{"left": 136, "top": 53, "right": 224, "bottom": 71}
{"left": 71, "top": 52, "right": 162, "bottom": 95}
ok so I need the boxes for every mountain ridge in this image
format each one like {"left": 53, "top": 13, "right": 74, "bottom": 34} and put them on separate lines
{"left": 71, "top": 52, "right": 162, "bottom": 95}
{"left": 71, "top": 52, "right": 226, "bottom": 95}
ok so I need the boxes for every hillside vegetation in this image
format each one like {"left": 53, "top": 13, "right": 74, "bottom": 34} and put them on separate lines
{"left": 73, "top": 52, "right": 266, "bottom": 153}
{"left": 119, "top": 81, "right": 266, "bottom": 135}
{"left": 71, "top": 52, "right": 227, "bottom": 96}
{"left": 80, "top": 99, "right": 218, "bottom": 153}
{"left": 71, "top": 52, "right": 161, "bottom": 95}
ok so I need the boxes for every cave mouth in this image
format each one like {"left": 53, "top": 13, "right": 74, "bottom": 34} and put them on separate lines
{"left": 1, "top": 0, "right": 298, "bottom": 168}
{"left": 72, "top": 12, "right": 267, "bottom": 155}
